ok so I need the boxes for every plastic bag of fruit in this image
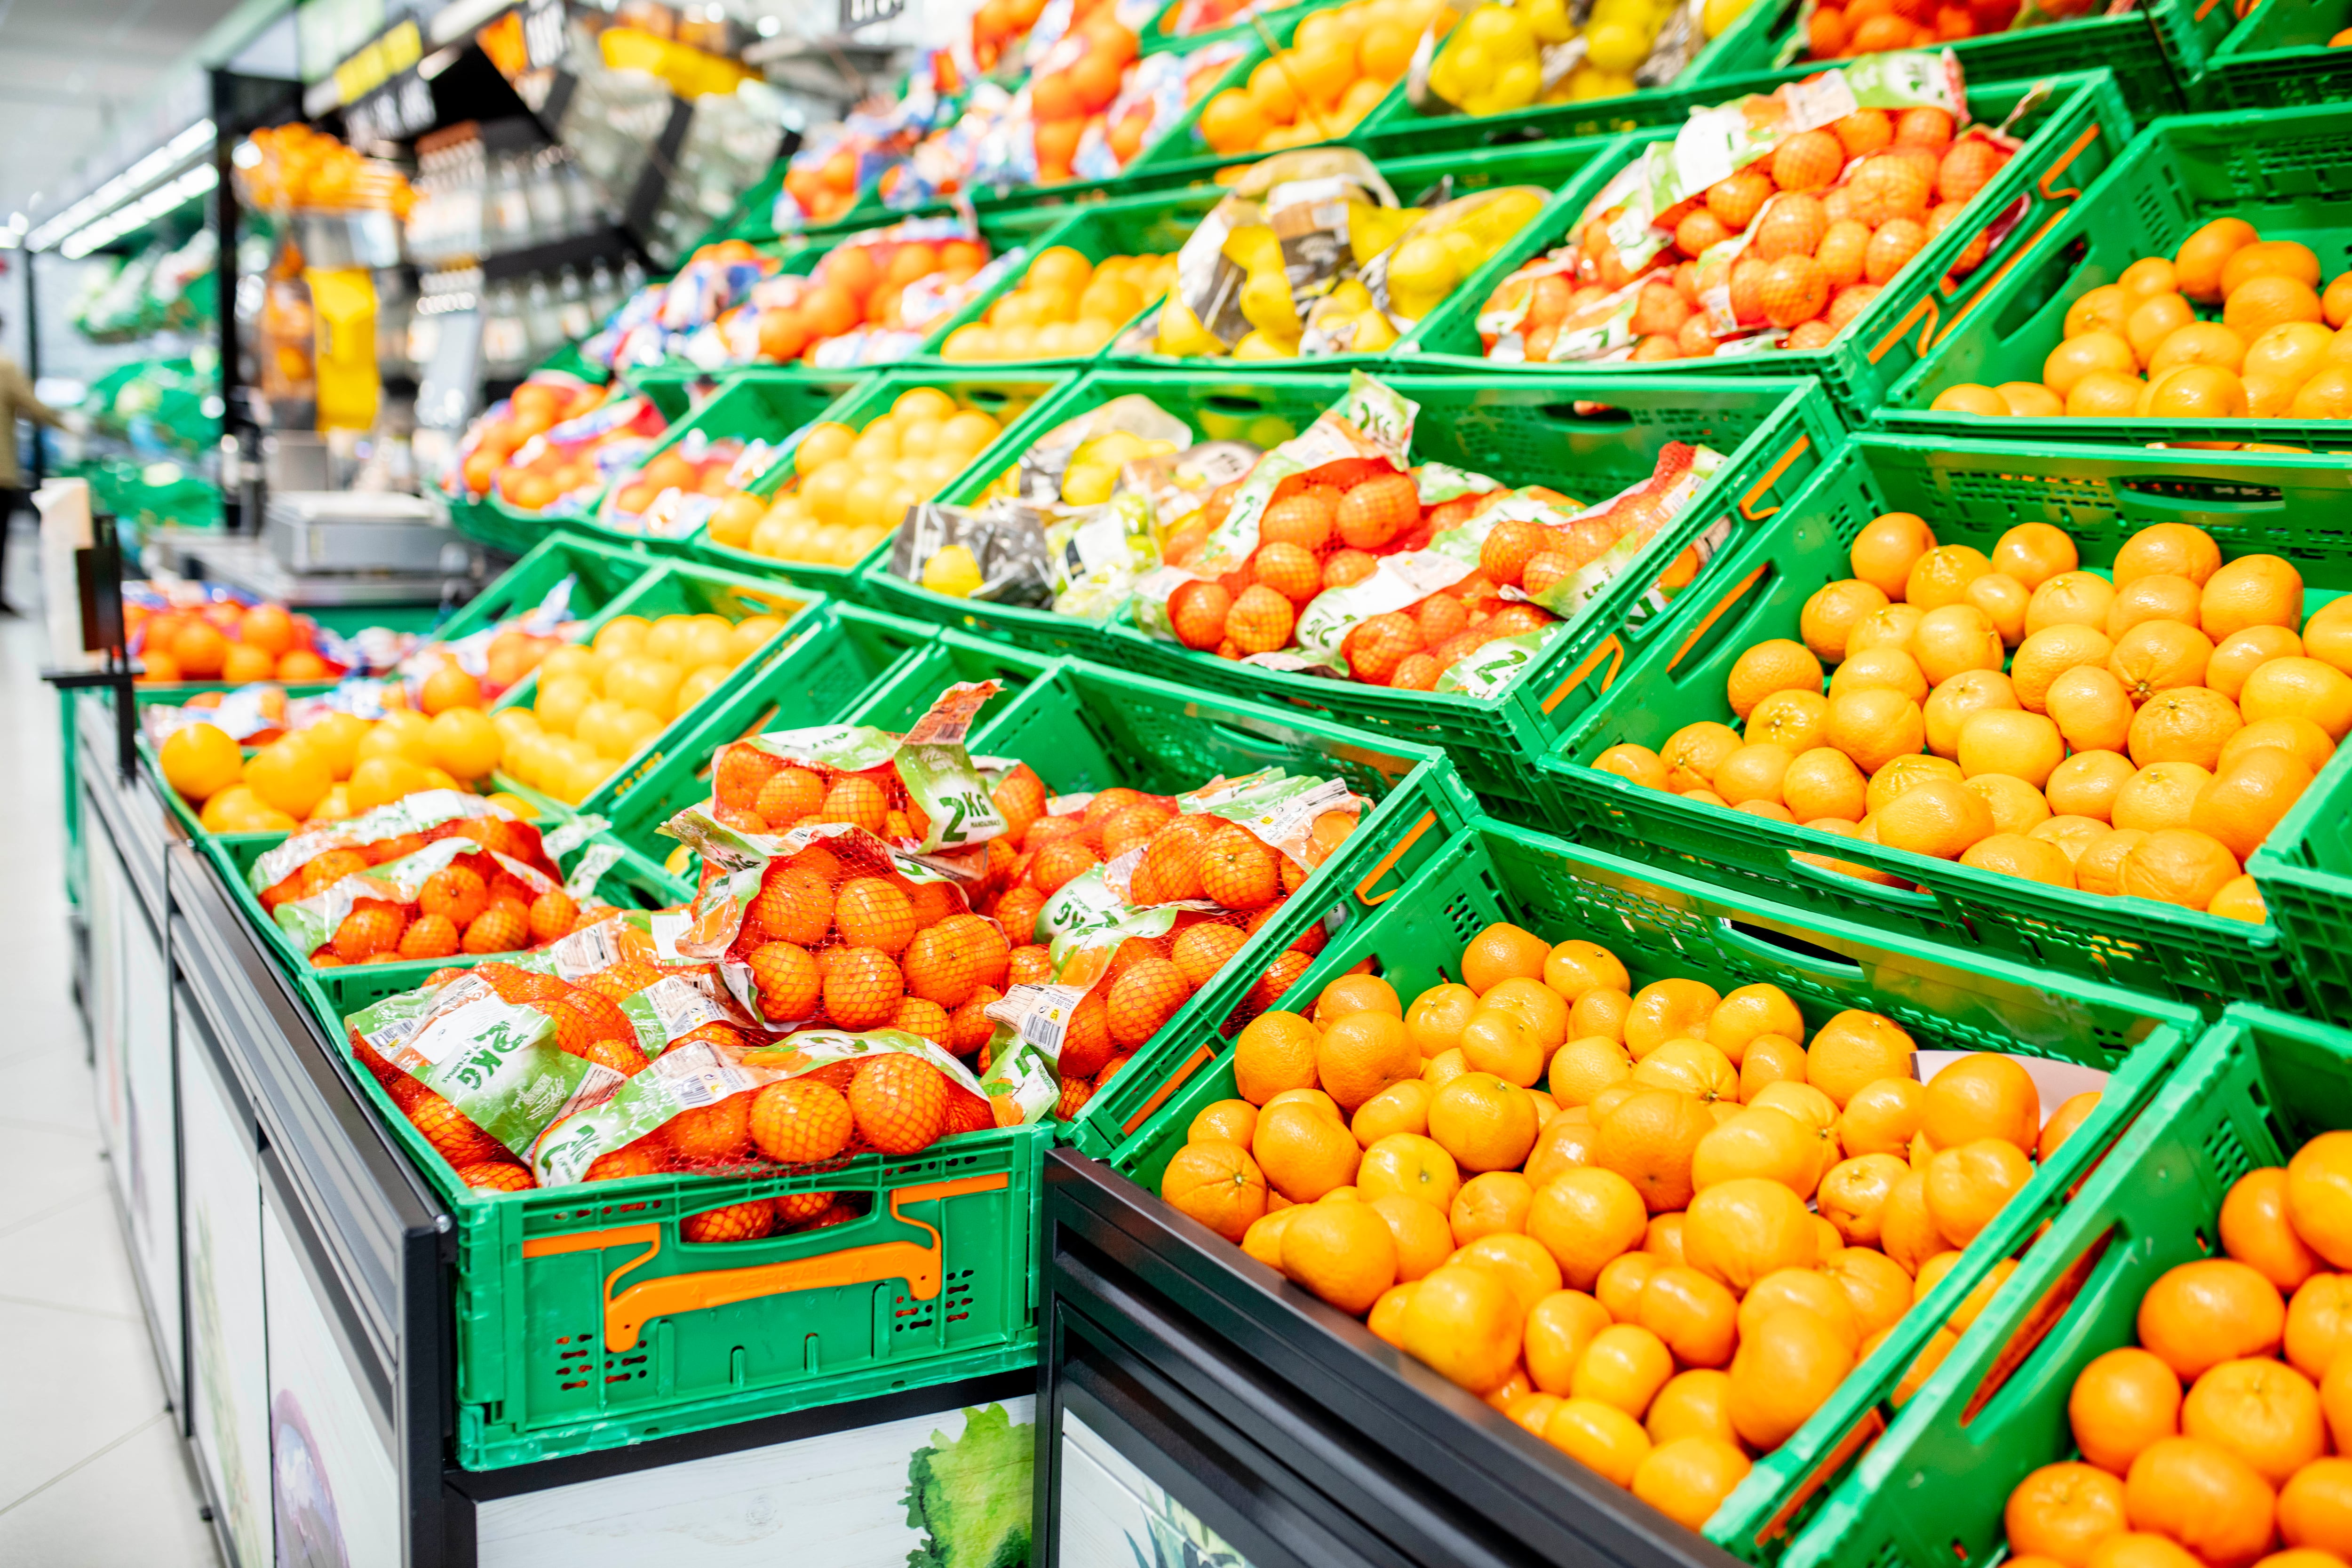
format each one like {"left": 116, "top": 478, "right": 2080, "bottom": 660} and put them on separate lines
{"left": 1415, "top": 0, "right": 1712, "bottom": 119}
{"left": 1476, "top": 52, "right": 2016, "bottom": 363}
{"left": 775, "top": 77, "right": 954, "bottom": 231}
{"left": 486, "top": 389, "right": 668, "bottom": 515}
{"left": 973, "top": 762, "right": 1362, "bottom": 1122}
{"left": 391, "top": 578, "right": 579, "bottom": 708}
{"left": 445, "top": 373, "right": 608, "bottom": 500}
{"left": 890, "top": 496, "right": 1059, "bottom": 606}
{"left": 127, "top": 581, "right": 355, "bottom": 685}
{"left": 713, "top": 219, "right": 994, "bottom": 370}
{"left": 1788, "top": 0, "right": 2084, "bottom": 64}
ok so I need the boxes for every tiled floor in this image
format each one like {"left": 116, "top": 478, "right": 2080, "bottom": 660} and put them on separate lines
{"left": 0, "top": 521, "right": 222, "bottom": 1567}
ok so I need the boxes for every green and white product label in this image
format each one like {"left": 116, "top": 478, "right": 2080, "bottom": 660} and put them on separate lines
{"left": 274, "top": 838, "right": 558, "bottom": 955}
{"left": 362, "top": 983, "right": 622, "bottom": 1163}
{"left": 249, "top": 788, "right": 501, "bottom": 892}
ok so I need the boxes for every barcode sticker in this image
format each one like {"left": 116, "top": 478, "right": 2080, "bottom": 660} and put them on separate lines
{"left": 549, "top": 921, "right": 619, "bottom": 981}
{"left": 644, "top": 975, "right": 730, "bottom": 1042}
{"left": 651, "top": 1039, "right": 755, "bottom": 1110}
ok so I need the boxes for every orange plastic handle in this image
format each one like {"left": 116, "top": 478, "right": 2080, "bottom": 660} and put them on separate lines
{"left": 1963, "top": 1225, "right": 2115, "bottom": 1427}
{"left": 1740, "top": 434, "right": 1812, "bottom": 522}
{"left": 523, "top": 1172, "right": 1012, "bottom": 1353}
{"left": 1867, "top": 294, "right": 1940, "bottom": 366}
{"left": 1666, "top": 565, "right": 1768, "bottom": 676}
{"left": 1754, "top": 1407, "right": 1887, "bottom": 1547}
{"left": 1929, "top": 209, "right": 2067, "bottom": 349}
{"left": 1122, "top": 1044, "right": 1216, "bottom": 1137}
{"left": 1356, "top": 810, "right": 1437, "bottom": 905}
{"left": 2037, "top": 123, "right": 2102, "bottom": 204}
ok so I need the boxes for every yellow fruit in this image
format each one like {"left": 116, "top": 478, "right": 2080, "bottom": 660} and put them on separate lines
{"left": 160, "top": 722, "right": 245, "bottom": 803}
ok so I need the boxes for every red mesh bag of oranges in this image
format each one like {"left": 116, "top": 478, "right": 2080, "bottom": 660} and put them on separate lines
{"left": 1797, "top": 0, "right": 2095, "bottom": 62}
{"left": 250, "top": 792, "right": 607, "bottom": 966}
{"left": 728, "top": 221, "right": 992, "bottom": 369}
{"left": 591, "top": 432, "right": 783, "bottom": 542}
{"left": 1131, "top": 375, "right": 1726, "bottom": 696}
{"left": 127, "top": 584, "right": 346, "bottom": 686}
{"left": 446, "top": 373, "right": 609, "bottom": 501}
{"left": 967, "top": 760, "right": 1365, "bottom": 1124}
{"left": 477, "top": 387, "right": 667, "bottom": 515}
{"left": 1474, "top": 54, "right": 2017, "bottom": 364}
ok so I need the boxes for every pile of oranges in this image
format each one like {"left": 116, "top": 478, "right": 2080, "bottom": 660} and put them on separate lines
{"left": 938, "top": 245, "right": 1175, "bottom": 360}
{"left": 606, "top": 443, "right": 742, "bottom": 527}
{"left": 157, "top": 701, "right": 519, "bottom": 835}
{"left": 708, "top": 386, "right": 1008, "bottom": 567}
{"left": 1800, "top": 0, "right": 2034, "bottom": 59}
{"left": 260, "top": 812, "right": 584, "bottom": 967}
{"left": 233, "top": 122, "right": 414, "bottom": 216}
{"left": 1487, "top": 107, "right": 2008, "bottom": 362}
{"left": 752, "top": 234, "right": 990, "bottom": 366}
{"left": 1591, "top": 516, "right": 2352, "bottom": 922}
{"left": 1025, "top": 5, "right": 1140, "bottom": 185}
{"left": 1930, "top": 219, "right": 2352, "bottom": 423}
{"left": 1996, "top": 1138, "right": 2352, "bottom": 1568}
{"left": 453, "top": 377, "right": 611, "bottom": 503}
{"left": 499, "top": 608, "right": 790, "bottom": 804}
{"left": 1195, "top": 0, "right": 1428, "bottom": 156}
{"left": 779, "top": 141, "right": 866, "bottom": 228}
{"left": 131, "top": 597, "right": 338, "bottom": 686}
{"left": 1160, "top": 921, "right": 2094, "bottom": 1528}
{"left": 970, "top": 0, "right": 1050, "bottom": 73}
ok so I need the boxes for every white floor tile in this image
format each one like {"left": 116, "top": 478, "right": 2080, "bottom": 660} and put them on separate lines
{"left": 0, "top": 1296, "right": 174, "bottom": 1512}
{"left": 0, "top": 1121, "right": 109, "bottom": 1240}
{"left": 0, "top": 1041, "right": 104, "bottom": 1139}
{"left": 0, "top": 1189, "right": 147, "bottom": 1322}
{"left": 0, "top": 1411, "right": 222, "bottom": 1568}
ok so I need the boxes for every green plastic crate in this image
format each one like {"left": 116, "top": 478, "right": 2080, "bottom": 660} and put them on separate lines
{"left": 1538, "top": 431, "right": 2352, "bottom": 1013}
{"left": 1781, "top": 1002, "right": 2349, "bottom": 1568}
{"left": 867, "top": 366, "right": 1836, "bottom": 821}
{"left": 1110, "top": 816, "right": 2198, "bottom": 1565}
{"left": 2198, "top": 0, "right": 2352, "bottom": 111}
{"left": 902, "top": 185, "right": 1222, "bottom": 373}
{"left": 1881, "top": 101, "right": 2352, "bottom": 450}
{"left": 488, "top": 557, "right": 825, "bottom": 820}
{"left": 1403, "top": 70, "right": 2135, "bottom": 417}
{"left": 1142, "top": 0, "right": 1315, "bottom": 53}
{"left": 227, "top": 824, "right": 690, "bottom": 998}
{"left": 2247, "top": 744, "right": 2352, "bottom": 1019}
{"left": 691, "top": 364, "right": 1068, "bottom": 614}
{"left": 308, "top": 946, "right": 1054, "bottom": 1470}
{"left": 429, "top": 532, "right": 663, "bottom": 645}
{"left": 445, "top": 488, "right": 544, "bottom": 557}
{"left": 595, "top": 604, "right": 950, "bottom": 861}
{"left": 630, "top": 629, "right": 1475, "bottom": 1160}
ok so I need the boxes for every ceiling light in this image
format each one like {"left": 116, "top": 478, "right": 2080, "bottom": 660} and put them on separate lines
{"left": 30, "top": 118, "right": 215, "bottom": 252}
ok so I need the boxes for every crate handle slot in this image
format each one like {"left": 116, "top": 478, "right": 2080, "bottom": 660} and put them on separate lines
{"left": 1961, "top": 1225, "right": 2116, "bottom": 1427}
{"left": 2112, "top": 476, "right": 2288, "bottom": 518}
{"left": 1776, "top": 840, "right": 1947, "bottom": 912}
{"left": 522, "top": 1171, "right": 1012, "bottom": 1353}
{"left": 1711, "top": 917, "right": 1866, "bottom": 977}
{"left": 1664, "top": 564, "right": 1771, "bottom": 681}
{"left": 1868, "top": 293, "right": 1939, "bottom": 366}
{"left": 2035, "top": 121, "right": 2105, "bottom": 205}
{"left": 1203, "top": 393, "right": 1274, "bottom": 416}
{"left": 1534, "top": 400, "right": 1632, "bottom": 427}
{"left": 1740, "top": 434, "right": 1812, "bottom": 521}
{"left": 1357, "top": 809, "right": 1439, "bottom": 906}
{"left": 1929, "top": 207, "right": 2074, "bottom": 351}
{"left": 1754, "top": 1406, "right": 1887, "bottom": 1548}
{"left": 1541, "top": 636, "right": 1624, "bottom": 715}
{"left": 1121, "top": 1043, "right": 1216, "bottom": 1137}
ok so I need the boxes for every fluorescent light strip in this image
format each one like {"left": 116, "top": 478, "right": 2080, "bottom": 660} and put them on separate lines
{"left": 30, "top": 118, "right": 215, "bottom": 251}
{"left": 58, "top": 164, "right": 219, "bottom": 259}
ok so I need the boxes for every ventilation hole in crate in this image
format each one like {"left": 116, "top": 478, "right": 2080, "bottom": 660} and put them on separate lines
{"left": 2205, "top": 1119, "right": 2255, "bottom": 1189}
{"left": 2194, "top": 1227, "right": 2214, "bottom": 1254}
{"left": 1865, "top": 1540, "right": 1901, "bottom": 1568}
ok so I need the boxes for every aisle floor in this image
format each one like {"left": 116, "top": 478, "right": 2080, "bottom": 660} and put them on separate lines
{"left": 0, "top": 522, "right": 223, "bottom": 1567}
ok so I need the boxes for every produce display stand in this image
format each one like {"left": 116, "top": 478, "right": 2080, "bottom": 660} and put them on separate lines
{"left": 2195, "top": 0, "right": 2352, "bottom": 111}
{"left": 1537, "top": 431, "right": 2346, "bottom": 1014}
{"left": 1034, "top": 818, "right": 2198, "bottom": 1568}
{"left": 1878, "top": 100, "right": 2352, "bottom": 450}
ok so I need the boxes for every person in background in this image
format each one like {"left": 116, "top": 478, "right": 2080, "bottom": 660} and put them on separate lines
{"left": 0, "top": 312, "right": 62, "bottom": 615}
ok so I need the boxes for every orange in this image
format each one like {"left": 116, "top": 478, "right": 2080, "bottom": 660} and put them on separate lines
{"left": 1525, "top": 1288, "right": 1614, "bottom": 1395}
{"left": 2209, "top": 625, "right": 2306, "bottom": 702}
{"left": 1370, "top": 1194, "right": 1455, "bottom": 1282}
{"left": 1571, "top": 985, "right": 1635, "bottom": 1043}
{"left": 1646, "top": 1366, "right": 1739, "bottom": 1448}
{"left": 1544, "top": 1397, "right": 1653, "bottom": 1488}
{"left": 1456, "top": 1232, "right": 1567, "bottom": 1320}
{"left": 1352, "top": 1079, "right": 1435, "bottom": 1146}
{"left": 2194, "top": 747, "right": 2314, "bottom": 861}
{"left": 1278, "top": 1197, "right": 1397, "bottom": 1314}
{"left": 1958, "top": 708, "right": 2066, "bottom": 788}
{"left": 1314, "top": 972, "right": 1402, "bottom": 1025}
{"left": 1802, "top": 580, "right": 1893, "bottom": 662}
{"left": 2279, "top": 1458, "right": 2352, "bottom": 1558}
{"left": 1630, "top": 1039, "right": 1740, "bottom": 1104}
{"left": 2204, "top": 555, "right": 2308, "bottom": 643}
{"left": 2122, "top": 1436, "right": 2280, "bottom": 1568}
{"left": 1459, "top": 1009, "right": 1548, "bottom": 1088}
{"left": 1403, "top": 1262, "right": 1525, "bottom": 1393}
{"left": 2075, "top": 828, "right": 2150, "bottom": 896}
{"left": 1357, "top": 1131, "right": 1461, "bottom": 1210}
{"left": 1161, "top": 1140, "right": 1270, "bottom": 1241}
{"left": 2086, "top": 1534, "right": 2204, "bottom": 1568}
{"left": 2072, "top": 1345, "right": 2186, "bottom": 1476}
{"left": 1367, "top": 1282, "right": 1417, "bottom": 1347}
{"left": 1662, "top": 721, "right": 1744, "bottom": 793}
{"left": 1907, "top": 545, "right": 1995, "bottom": 611}
{"left": 1741, "top": 1034, "right": 1810, "bottom": 1100}
{"left": 1850, "top": 510, "right": 1938, "bottom": 600}
{"left": 2111, "top": 618, "right": 2218, "bottom": 703}
{"left": 1996, "top": 522, "right": 2082, "bottom": 589}
{"left": 1526, "top": 1114, "right": 1602, "bottom": 1189}
{"left": 1316, "top": 1011, "right": 1419, "bottom": 1110}
{"left": 2047, "top": 332, "right": 2139, "bottom": 397}
{"left": 1837, "top": 1075, "right": 1925, "bottom": 1156}
{"left": 2113, "top": 762, "right": 2216, "bottom": 833}
{"left": 2222, "top": 716, "right": 2338, "bottom": 776}
{"left": 1631, "top": 1436, "right": 1752, "bottom": 1530}
{"left": 1593, "top": 1089, "right": 1712, "bottom": 1213}
{"left": 1749, "top": 689, "right": 1832, "bottom": 755}
{"left": 1624, "top": 978, "right": 1723, "bottom": 1059}
{"left": 2129, "top": 687, "right": 2246, "bottom": 770}
{"left": 2119, "top": 828, "right": 2243, "bottom": 909}
{"left": 1573, "top": 1320, "right": 1677, "bottom": 1418}
{"left": 1830, "top": 647, "right": 1932, "bottom": 706}
{"left": 1816, "top": 1152, "right": 1906, "bottom": 1247}
{"left": 1692, "top": 1105, "right": 1824, "bottom": 1196}
{"left": 1852, "top": 603, "right": 1930, "bottom": 656}
{"left": 1728, "top": 1306, "right": 1855, "bottom": 1451}
{"left": 2071, "top": 371, "right": 2149, "bottom": 418}
{"left": 2008, "top": 1462, "right": 2130, "bottom": 1567}
{"left": 1923, "top": 1137, "right": 2035, "bottom": 1247}
{"left": 1827, "top": 688, "right": 1929, "bottom": 773}
{"left": 1804, "top": 1014, "right": 1915, "bottom": 1111}
{"left": 1921, "top": 1053, "right": 2040, "bottom": 1152}
{"left": 1233, "top": 1010, "right": 1321, "bottom": 1104}
{"left": 2177, "top": 218, "right": 2261, "bottom": 302}
{"left": 1404, "top": 982, "right": 1479, "bottom": 1058}
{"left": 1427, "top": 1073, "right": 1542, "bottom": 1173}
{"left": 2048, "top": 751, "right": 2137, "bottom": 823}
{"left": 1877, "top": 777, "right": 1997, "bottom": 860}
{"left": 1728, "top": 638, "right": 1827, "bottom": 720}
{"left": 1739, "top": 1267, "right": 1861, "bottom": 1353}
{"left": 1705, "top": 983, "right": 1806, "bottom": 1063}
{"left": 1926, "top": 668, "right": 2023, "bottom": 757}
{"left": 1450, "top": 1169, "right": 1534, "bottom": 1245}
{"left": 2183, "top": 1356, "right": 2324, "bottom": 1486}
{"left": 2030, "top": 573, "right": 2122, "bottom": 637}
{"left": 1636, "top": 1264, "right": 1740, "bottom": 1369}
{"left": 1253, "top": 1100, "right": 1362, "bottom": 1202}
{"left": 1879, "top": 1169, "right": 1948, "bottom": 1274}
{"left": 2243, "top": 657, "right": 2352, "bottom": 742}
{"left": 1970, "top": 574, "right": 2034, "bottom": 645}
{"left": 2151, "top": 321, "right": 2251, "bottom": 378}
{"left": 2041, "top": 1090, "right": 2104, "bottom": 1160}
{"left": 1598, "top": 1251, "right": 1664, "bottom": 1323}
{"left": 1683, "top": 1177, "right": 1815, "bottom": 1292}
{"left": 1461, "top": 922, "right": 1551, "bottom": 994}
{"left": 1911, "top": 604, "right": 2007, "bottom": 685}
{"left": 1872, "top": 756, "right": 1969, "bottom": 820}
{"left": 1544, "top": 940, "right": 1631, "bottom": 1003}
{"left": 1484, "top": 977, "right": 1569, "bottom": 1050}
{"left": 2304, "top": 598, "right": 2352, "bottom": 675}
{"left": 2140, "top": 1258, "right": 2289, "bottom": 1380}
{"left": 1825, "top": 1246, "right": 1916, "bottom": 1341}
{"left": 2114, "top": 525, "right": 2223, "bottom": 591}
{"left": 2127, "top": 293, "right": 2198, "bottom": 365}
{"left": 1263, "top": 1088, "right": 1342, "bottom": 1122}
{"left": 1527, "top": 1166, "right": 1649, "bottom": 1290}
{"left": 1549, "top": 1036, "right": 1634, "bottom": 1106}
{"left": 2288, "top": 1131, "right": 2352, "bottom": 1268}
{"left": 2222, "top": 240, "right": 2322, "bottom": 298}
{"left": 2286, "top": 1272, "right": 2352, "bottom": 1381}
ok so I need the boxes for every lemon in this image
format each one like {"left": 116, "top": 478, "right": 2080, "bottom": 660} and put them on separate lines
{"left": 1463, "top": 3, "right": 1533, "bottom": 52}
{"left": 1702, "top": 0, "right": 1755, "bottom": 35}
{"left": 1584, "top": 18, "right": 1650, "bottom": 71}
{"left": 1240, "top": 270, "right": 1304, "bottom": 341}
{"left": 159, "top": 722, "right": 243, "bottom": 803}
{"left": 1232, "top": 330, "right": 1299, "bottom": 360}
{"left": 1220, "top": 224, "right": 1281, "bottom": 276}
{"left": 1387, "top": 235, "right": 1458, "bottom": 304}
{"left": 1490, "top": 56, "right": 1542, "bottom": 108}
{"left": 1441, "top": 40, "right": 1497, "bottom": 95}
{"left": 1155, "top": 297, "right": 1222, "bottom": 357}
{"left": 1525, "top": 0, "right": 1573, "bottom": 41}
{"left": 922, "top": 544, "right": 985, "bottom": 599}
